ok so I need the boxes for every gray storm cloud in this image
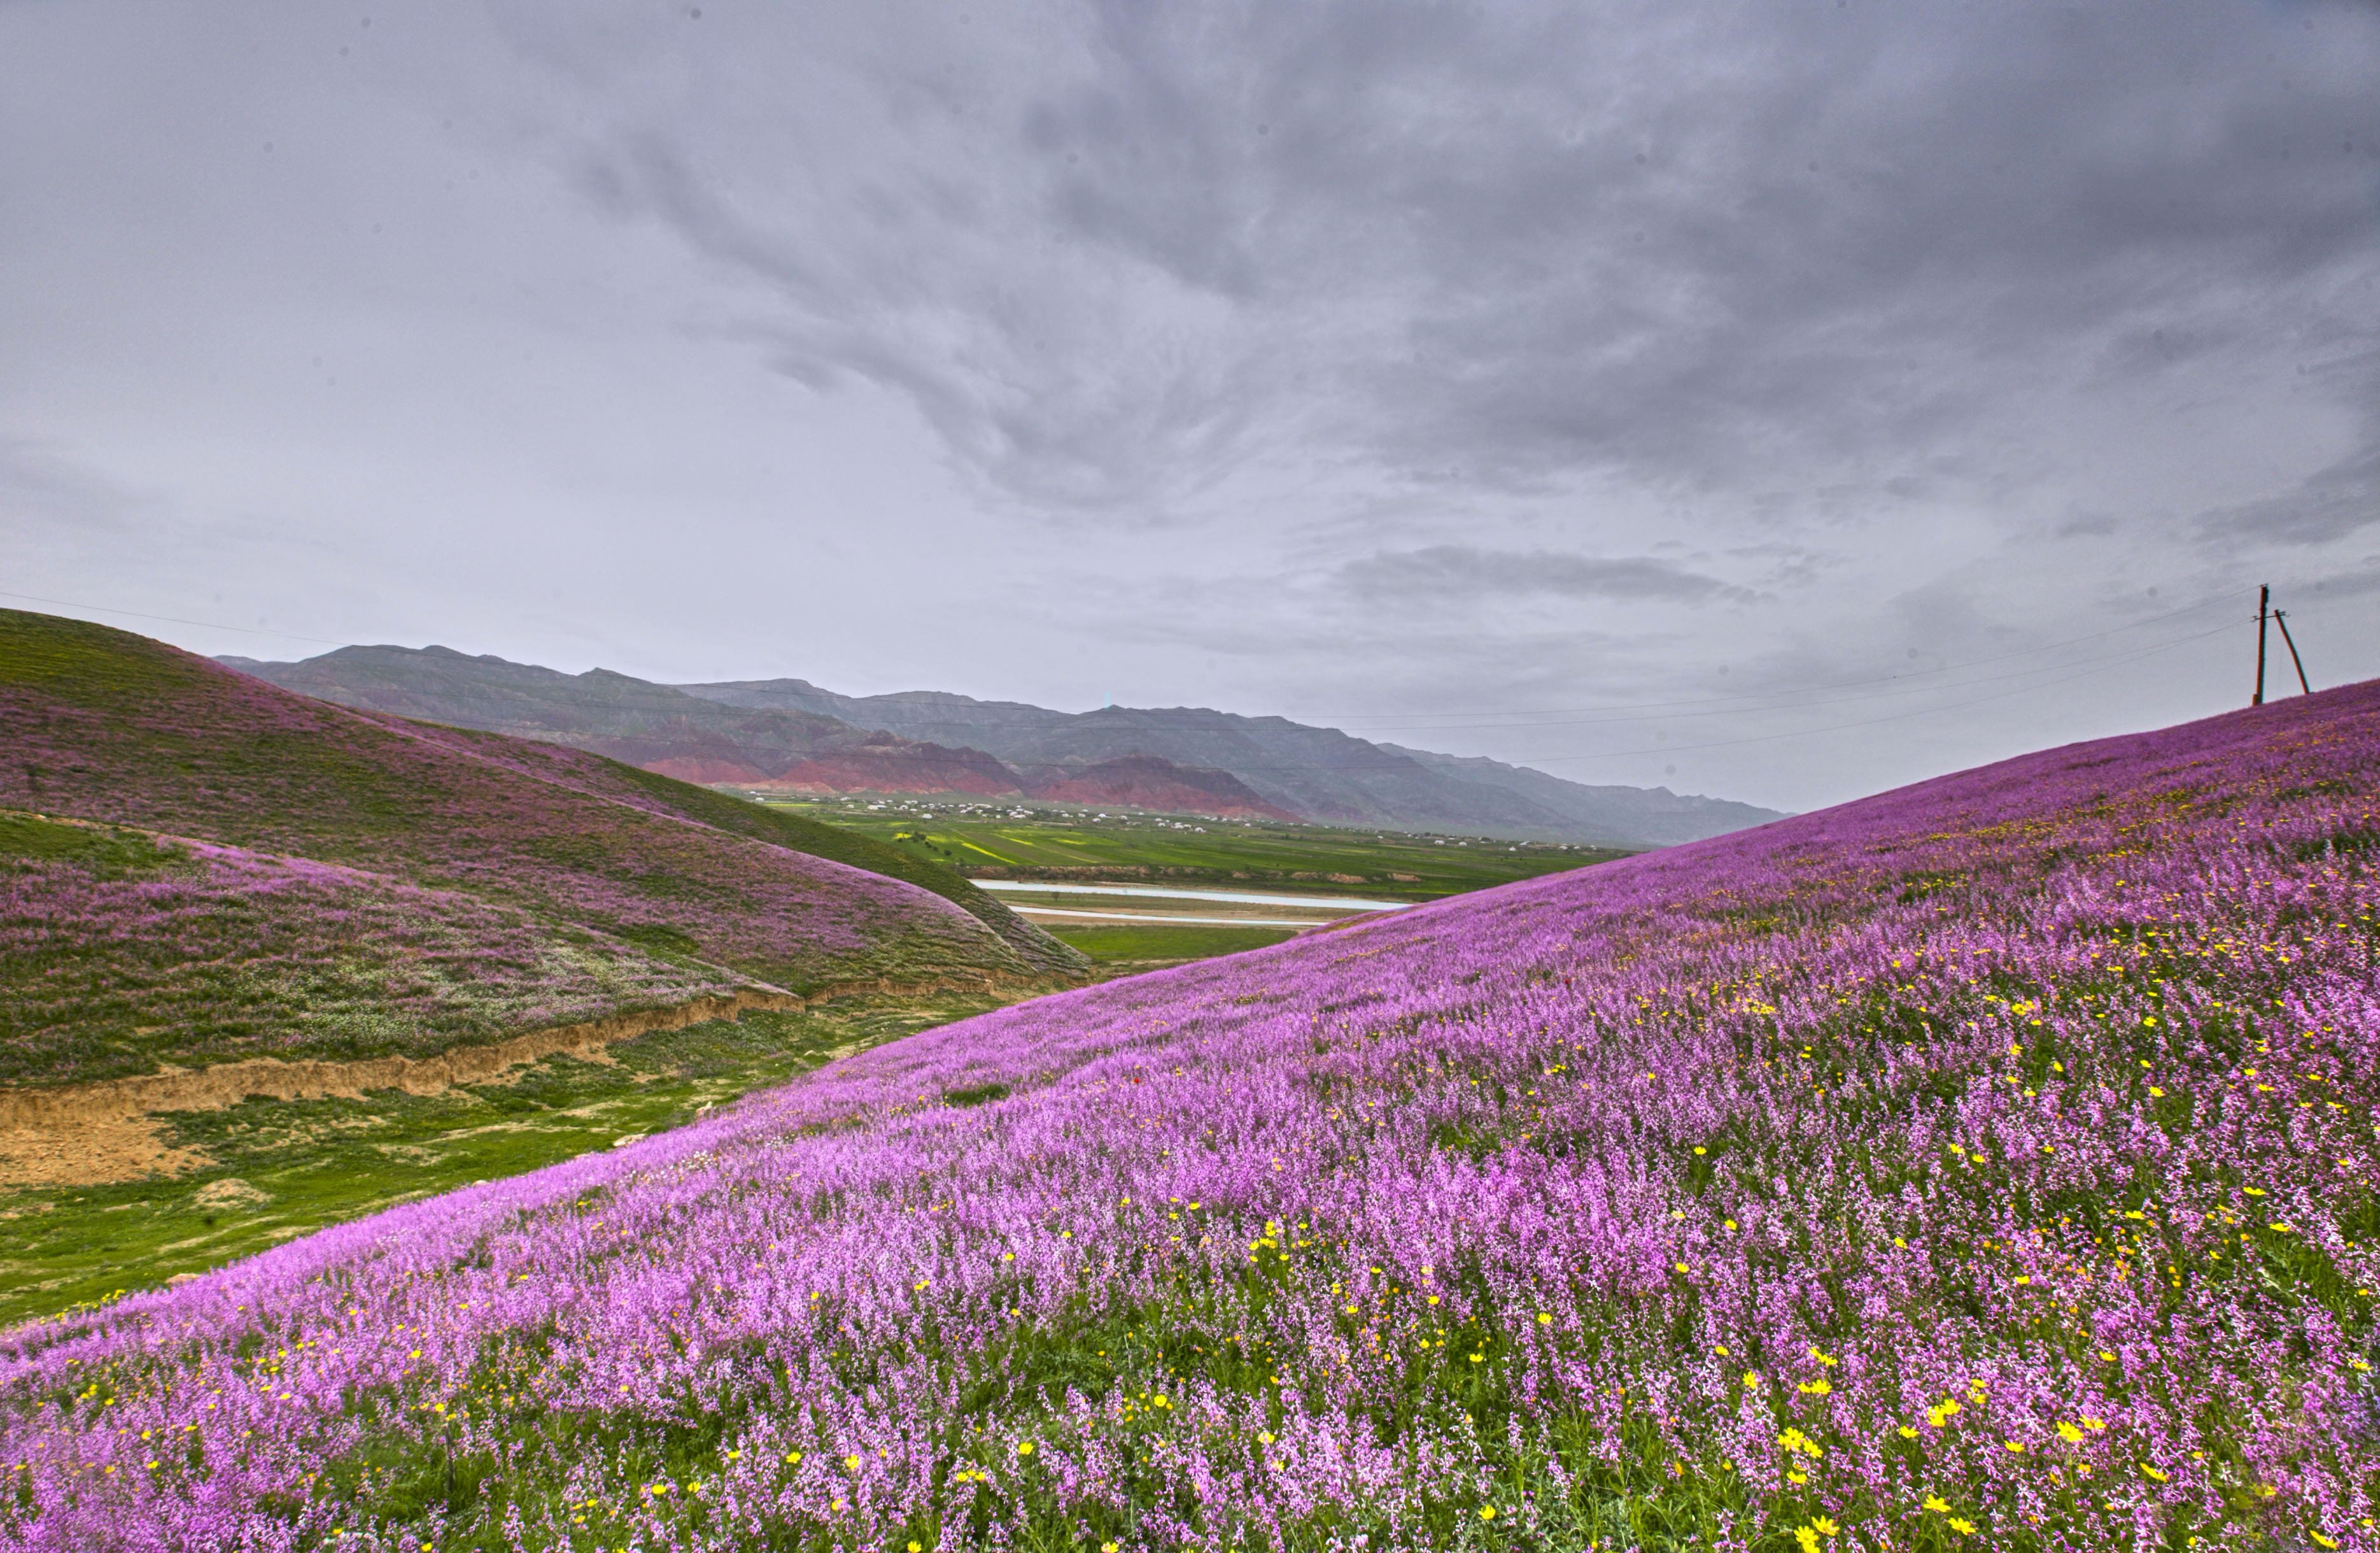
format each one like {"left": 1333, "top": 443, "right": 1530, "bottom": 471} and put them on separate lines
{"left": 3, "top": 0, "right": 2377, "bottom": 811}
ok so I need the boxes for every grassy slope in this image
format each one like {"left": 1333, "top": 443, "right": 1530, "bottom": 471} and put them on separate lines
{"left": 0, "top": 609, "right": 1083, "bottom": 1028}
{"left": 771, "top": 799, "right": 1620, "bottom": 899}
{"left": 612, "top": 772, "right": 1060, "bottom": 960}
{"left": 386, "top": 728, "right": 1072, "bottom": 972}
{"left": 0, "top": 811, "right": 738, "bottom": 1086}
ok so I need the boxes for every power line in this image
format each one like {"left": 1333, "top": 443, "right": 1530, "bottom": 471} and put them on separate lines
{"left": 1517, "top": 621, "right": 2238, "bottom": 765}
{"left": 9, "top": 580, "right": 2250, "bottom": 735}
{"left": 227, "top": 627, "right": 2234, "bottom": 782}
{"left": 1320, "top": 614, "right": 2252, "bottom": 735}
{"left": 0, "top": 590, "right": 347, "bottom": 647}
{"left": 3, "top": 583, "right": 2274, "bottom": 781}
{"left": 204, "top": 620, "right": 2243, "bottom": 777}
{"left": 648, "top": 585, "right": 2251, "bottom": 739}
{"left": 1266, "top": 585, "right": 2252, "bottom": 728}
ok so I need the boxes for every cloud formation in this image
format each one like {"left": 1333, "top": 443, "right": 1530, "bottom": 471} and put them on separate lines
{"left": 550, "top": 0, "right": 2380, "bottom": 518}
{"left": 3, "top": 0, "right": 2378, "bottom": 810}
{"left": 1342, "top": 548, "right": 1752, "bottom": 606}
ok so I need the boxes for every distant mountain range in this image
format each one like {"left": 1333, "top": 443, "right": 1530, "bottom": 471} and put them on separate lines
{"left": 220, "top": 647, "right": 1787, "bottom": 847}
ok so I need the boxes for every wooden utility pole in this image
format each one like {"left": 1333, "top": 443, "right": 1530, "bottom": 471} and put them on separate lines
{"left": 2253, "top": 584, "right": 2269, "bottom": 706}
{"left": 2274, "top": 609, "right": 2312, "bottom": 695}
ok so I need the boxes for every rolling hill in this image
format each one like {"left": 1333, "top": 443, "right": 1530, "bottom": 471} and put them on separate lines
{"left": 10, "top": 669, "right": 2373, "bottom": 1549}
{"left": 1, "top": 609, "right": 1085, "bottom": 1088}
{"left": 222, "top": 646, "right": 1784, "bottom": 844}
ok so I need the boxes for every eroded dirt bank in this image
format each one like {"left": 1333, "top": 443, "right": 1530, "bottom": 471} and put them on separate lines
{"left": 0, "top": 989, "right": 807, "bottom": 1132}
{"left": 0, "top": 972, "right": 1050, "bottom": 1186}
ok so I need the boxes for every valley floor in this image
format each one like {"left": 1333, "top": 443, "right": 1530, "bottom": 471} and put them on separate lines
{"left": 766, "top": 797, "right": 1623, "bottom": 898}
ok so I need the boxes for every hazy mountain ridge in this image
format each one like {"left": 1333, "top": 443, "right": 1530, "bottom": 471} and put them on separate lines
{"left": 222, "top": 649, "right": 1293, "bottom": 819}
{"left": 1374, "top": 743, "right": 1784, "bottom": 848}
{"left": 682, "top": 678, "right": 1787, "bottom": 844}
{"left": 223, "top": 649, "right": 1785, "bottom": 844}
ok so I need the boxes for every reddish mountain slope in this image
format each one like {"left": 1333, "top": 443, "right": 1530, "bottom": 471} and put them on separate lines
{"left": 754, "top": 739, "right": 1030, "bottom": 797}
{"left": 1021, "top": 753, "right": 1297, "bottom": 820}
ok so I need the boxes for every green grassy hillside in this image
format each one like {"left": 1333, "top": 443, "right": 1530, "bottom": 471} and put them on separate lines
{"left": 0, "top": 610, "right": 1086, "bottom": 1082}
{"left": 0, "top": 811, "right": 745, "bottom": 1088}
{"left": 378, "top": 718, "right": 1071, "bottom": 968}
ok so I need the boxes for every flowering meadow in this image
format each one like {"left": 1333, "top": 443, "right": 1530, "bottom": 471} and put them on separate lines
{"left": 0, "top": 610, "right": 1083, "bottom": 1006}
{"left": 0, "top": 811, "right": 737, "bottom": 1087}
{"left": 4, "top": 680, "right": 2376, "bottom": 1552}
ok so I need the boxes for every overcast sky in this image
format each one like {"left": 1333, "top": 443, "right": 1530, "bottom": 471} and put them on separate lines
{"left": 4, "top": 0, "right": 2377, "bottom": 813}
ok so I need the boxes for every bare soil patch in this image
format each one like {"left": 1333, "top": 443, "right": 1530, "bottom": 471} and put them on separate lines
{"left": 0, "top": 1116, "right": 209, "bottom": 1189}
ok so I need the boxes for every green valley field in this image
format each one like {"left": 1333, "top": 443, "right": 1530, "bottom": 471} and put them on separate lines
{"left": 764, "top": 800, "right": 1626, "bottom": 974}
{"left": 1041, "top": 921, "right": 1304, "bottom": 974}
{"left": 764, "top": 797, "right": 1622, "bottom": 898}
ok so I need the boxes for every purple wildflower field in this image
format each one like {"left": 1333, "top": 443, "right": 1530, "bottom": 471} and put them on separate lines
{"left": 3, "top": 683, "right": 2376, "bottom": 1551}
{"left": 0, "top": 814, "right": 735, "bottom": 1086}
